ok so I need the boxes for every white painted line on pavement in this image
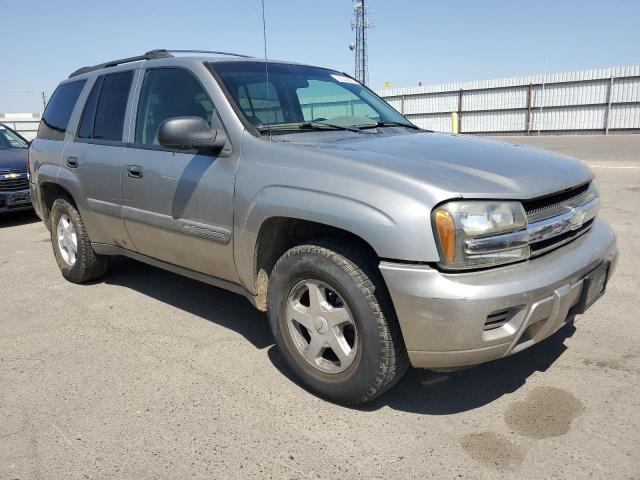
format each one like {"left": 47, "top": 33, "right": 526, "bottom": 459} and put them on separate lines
{"left": 588, "top": 165, "right": 640, "bottom": 169}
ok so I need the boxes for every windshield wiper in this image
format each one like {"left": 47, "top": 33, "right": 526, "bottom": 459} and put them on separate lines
{"left": 258, "top": 122, "right": 362, "bottom": 133}
{"left": 301, "top": 122, "right": 362, "bottom": 133}
{"left": 353, "top": 120, "right": 422, "bottom": 130}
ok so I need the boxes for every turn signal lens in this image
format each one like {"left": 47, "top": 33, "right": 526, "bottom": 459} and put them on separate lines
{"left": 434, "top": 209, "right": 456, "bottom": 263}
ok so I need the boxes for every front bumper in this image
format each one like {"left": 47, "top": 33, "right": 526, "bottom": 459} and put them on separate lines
{"left": 0, "top": 188, "right": 31, "bottom": 213}
{"left": 380, "top": 218, "right": 618, "bottom": 369}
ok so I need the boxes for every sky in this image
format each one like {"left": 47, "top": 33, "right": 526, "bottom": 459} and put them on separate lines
{"left": 1, "top": 0, "right": 639, "bottom": 112}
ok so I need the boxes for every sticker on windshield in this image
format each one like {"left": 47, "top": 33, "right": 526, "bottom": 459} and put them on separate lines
{"left": 331, "top": 74, "right": 359, "bottom": 85}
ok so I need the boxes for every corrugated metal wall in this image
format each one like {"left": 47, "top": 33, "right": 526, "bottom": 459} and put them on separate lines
{"left": 377, "top": 65, "right": 640, "bottom": 135}
{"left": 0, "top": 113, "right": 41, "bottom": 140}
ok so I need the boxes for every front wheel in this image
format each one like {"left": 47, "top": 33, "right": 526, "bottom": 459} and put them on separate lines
{"left": 267, "top": 238, "right": 408, "bottom": 405}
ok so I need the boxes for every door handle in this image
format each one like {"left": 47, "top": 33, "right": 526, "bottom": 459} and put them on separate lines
{"left": 127, "top": 165, "right": 144, "bottom": 179}
{"left": 66, "top": 157, "right": 79, "bottom": 168}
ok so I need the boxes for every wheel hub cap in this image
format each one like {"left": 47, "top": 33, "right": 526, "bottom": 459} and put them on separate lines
{"left": 314, "top": 316, "right": 329, "bottom": 334}
{"left": 56, "top": 214, "right": 78, "bottom": 267}
{"left": 286, "top": 280, "right": 358, "bottom": 374}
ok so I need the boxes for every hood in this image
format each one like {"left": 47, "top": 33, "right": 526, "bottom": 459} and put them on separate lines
{"left": 0, "top": 148, "right": 28, "bottom": 171}
{"left": 278, "top": 131, "right": 593, "bottom": 200}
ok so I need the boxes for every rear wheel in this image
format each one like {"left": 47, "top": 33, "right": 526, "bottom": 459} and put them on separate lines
{"left": 268, "top": 238, "right": 408, "bottom": 405}
{"left": 50, "top": 198, "right": 110, "bottom": 283}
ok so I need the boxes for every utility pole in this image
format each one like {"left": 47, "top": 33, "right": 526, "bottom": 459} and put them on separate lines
{"left": 350, "top": 0, "right": 374, "bottom": 85}
{"left": 41, "top": 91, "right": 47, "bottom": 111}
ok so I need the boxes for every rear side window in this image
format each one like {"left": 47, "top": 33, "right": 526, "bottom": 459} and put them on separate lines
{"left": 77, "top": 77, "right": 103, "bottom": 139}
{"left": 92, "top": 71, "right": 134, "bottom": 141}
{"left": 135, "top": 68, "right": 216, "bottom": 145}
{"left": 37, "top": 80, "right": 86, "bottom": 141}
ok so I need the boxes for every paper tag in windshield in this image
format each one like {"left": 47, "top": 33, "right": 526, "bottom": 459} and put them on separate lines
{"left": 331, "top": 74, "right": 359, "bottom": 85}
{"left": 0, "top": 126, "right": 5, "bottom": 130}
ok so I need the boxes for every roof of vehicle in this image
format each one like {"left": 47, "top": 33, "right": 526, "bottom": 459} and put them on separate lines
{"left": 68, "top": 49, "right": 309, "bottom": 78}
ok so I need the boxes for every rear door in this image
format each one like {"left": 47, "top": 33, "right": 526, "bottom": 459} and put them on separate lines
{"left": 29, "top": 79, "right": 86, "bottom": 219}
{"left": 122, "top": 67, "right": 238, "bottom": 282}
{"left": 61, "top": 71, "right": 136, "bottom": 248}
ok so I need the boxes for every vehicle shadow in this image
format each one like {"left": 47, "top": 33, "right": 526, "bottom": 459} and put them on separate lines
{"left": 268, "top": 321, "right": 576, "bottom": 415}
{"left": 97, "top": 255, "right": 575, "bottom": 414}
{"left": 0, "top": 209, "right": 38, "bottom": 228}
{"left": 103, "top": 256, "right": 273, "bottom": 349}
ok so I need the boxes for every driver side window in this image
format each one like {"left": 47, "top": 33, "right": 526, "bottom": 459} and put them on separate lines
{"left": 135, "top": 68, "right": 217, "bottom": 145}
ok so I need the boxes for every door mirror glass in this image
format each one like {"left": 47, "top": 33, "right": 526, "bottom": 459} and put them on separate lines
{"left": 157, "top": 116, "right": 226, "bottom": 152}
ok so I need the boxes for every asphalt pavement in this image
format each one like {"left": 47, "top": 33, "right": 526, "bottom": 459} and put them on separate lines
{"left": 1, "top": 135, "right": 639, "bottom": 479}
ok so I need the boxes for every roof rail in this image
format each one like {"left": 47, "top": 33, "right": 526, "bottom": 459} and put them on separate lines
{"left": 68, "top": 49, "right": 173, "bottom": 78}
{"left": 165, "top": 49, "right": 254, "bottom": 58}
{"left": 68, "top": 49, "right": 254, "bottom": 78}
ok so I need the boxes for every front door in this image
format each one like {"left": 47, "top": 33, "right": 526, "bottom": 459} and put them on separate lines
{"left": 122, "top": 67, "right": 238, "bottom": 282}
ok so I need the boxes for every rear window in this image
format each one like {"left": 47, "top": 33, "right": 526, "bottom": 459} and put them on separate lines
{"left": 37, "top": 80, "right": 86, "bottom": 141}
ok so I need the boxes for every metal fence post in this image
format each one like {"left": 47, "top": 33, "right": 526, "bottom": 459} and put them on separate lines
{"left": 605, "top": 76, "right": 614, "bottom": 135}
{"left": 457, "top": 89, "right": 463, "bottom": 133}
{"left": 526, "top": 83, "right": 533, "bottom": 135}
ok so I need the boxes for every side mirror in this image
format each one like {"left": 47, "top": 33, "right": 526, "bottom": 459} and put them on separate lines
{"left": 157, "top": 116, "right": 226, "bottom": 152}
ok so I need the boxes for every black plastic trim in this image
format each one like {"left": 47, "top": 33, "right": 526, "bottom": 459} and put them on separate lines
{"left": 69, "top": 50, "right": 172, "bottom": 78}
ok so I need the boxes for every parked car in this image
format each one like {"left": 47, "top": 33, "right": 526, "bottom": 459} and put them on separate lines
{"left": 0, "top": 123, "right": 31, "bottom": 213}
{"left": 29, "top": 50, "right": 618, "bottom": 404}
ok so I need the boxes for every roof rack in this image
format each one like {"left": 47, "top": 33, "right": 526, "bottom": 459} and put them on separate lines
{"left": 68, "top": 49, "right": 253, "bottom": 78}
{"left": 69, "top": 50, "right": 172, "bottom": 78}
{"left": 165, "top": 49, "right": 254, "bottom": 58}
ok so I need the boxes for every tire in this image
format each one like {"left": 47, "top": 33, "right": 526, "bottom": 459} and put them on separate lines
{"left": 267, "top": 237, "right": 409, "bottom": 405}
{"left": 50, "top": 197, "right": 110, "bottom": 283}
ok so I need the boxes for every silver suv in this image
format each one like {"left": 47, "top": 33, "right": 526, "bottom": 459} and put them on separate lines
{"left": 29, "top": 50, "right": 618, "bottom": 404}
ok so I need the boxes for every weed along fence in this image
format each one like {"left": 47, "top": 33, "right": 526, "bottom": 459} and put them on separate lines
{"left": 376, "top": 65, "right": 640, "bottom": 135}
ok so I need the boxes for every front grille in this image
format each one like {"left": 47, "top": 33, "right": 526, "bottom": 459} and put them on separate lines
{"left": 523, "top": 182, "right": 590, "bottom": 222}
{"left": 520, "top": 182, "right": 596, "bottom": 258}
{"left": 530, "top": 219, "right": 593, "bottom": 257}
{"left": 0, "top": 169, "right": 29, "bottom": 192}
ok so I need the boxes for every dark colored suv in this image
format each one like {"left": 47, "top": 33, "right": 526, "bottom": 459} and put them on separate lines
{"left": 0, "top": 123, "right": 31, "bottom": 213}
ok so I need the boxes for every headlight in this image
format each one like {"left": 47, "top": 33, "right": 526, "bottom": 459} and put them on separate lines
{"left": 432, "top": 201, "right": 529, "bottom": 270}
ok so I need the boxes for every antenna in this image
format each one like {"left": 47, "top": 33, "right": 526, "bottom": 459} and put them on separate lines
{"left": 261, "top": 0, "right": 272, "bottom": 139}
{"left": 350, "top": 0, "right": 374, "bottom": 85}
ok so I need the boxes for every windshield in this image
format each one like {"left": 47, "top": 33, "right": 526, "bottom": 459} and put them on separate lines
{"left": 0, "top": 125, "right": 28, "bottom": 149}
{"left": 210, "top": 62, "right": 413, "bottom": 132}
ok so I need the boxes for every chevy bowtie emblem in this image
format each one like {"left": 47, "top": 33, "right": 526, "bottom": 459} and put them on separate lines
{"left": 569, "top": 207, "right": 585, "bottom": 230}
{"left": 3, "top": 173, "right": 21, "bottom": 180}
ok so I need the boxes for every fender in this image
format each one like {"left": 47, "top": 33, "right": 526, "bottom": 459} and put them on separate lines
{"left": 32, "top": 164, "right": 61, "bottom": 221}
{"left": 234, "top": 184, "right": 438, "bottom": 293}
{"left": 55, "top": 166, "right": 90, "bottom": 215}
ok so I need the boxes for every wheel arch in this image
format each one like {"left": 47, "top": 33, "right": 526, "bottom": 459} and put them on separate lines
{"left": 38, "top": 181, "right": 78, "bottom": 229}
{"left": 246, "top": 215, "right": 382, "bottom": 311}
{"left": 235, "top": 185, "right": 407, "bottom": 296}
